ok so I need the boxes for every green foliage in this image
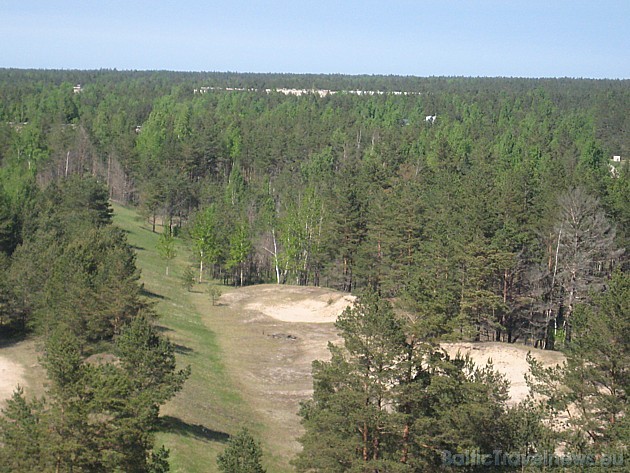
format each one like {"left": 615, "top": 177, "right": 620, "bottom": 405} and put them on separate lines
{"left": 0, "top": 185, "right": 18, "bottom": 255}
{"left": 0, "top": 316, "right": 188, "bottom": 472}
{"left": 296, "top": 290, "right": 521, "bottom": 471}
{"left": 1, "top": 74, "right": 627, "bottom": 337}
{"left": 207, "top": 285, "right": 222, "bottom": 306}
{"left": 217, "top": 428, "right": 266, "bottom": 473}
{"left": 226, "top": 222, "right": 252, "bottom": 286}
{"left": 527, "top": 271, "right": 629, "bottom": 465}
{"left": 181, "top": 266, "right": 196, "bottom": 292}
{"left": 157, "top": 226, "right": 177, "bottom": 275}
{"left": 9, "top": 212, "right": 144, "bottom": 340}
{"left": 0, "top": 387, "right": 46, "bottom": 473}
{"left": 277, "top": 185, "right": 325, "bottom": 286}
{"left": 189, "top": 205, "right": 222, "bottom": 282}
{"left": 116, "top": 314, "right": 190, "bottom": 406}
{"left": 1, "top": 70, "right": 629, "bottom": 471}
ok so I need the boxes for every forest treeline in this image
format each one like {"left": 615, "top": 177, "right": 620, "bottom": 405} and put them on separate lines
{"left": 1, "top": 69, "right": 627, "bottom": 348}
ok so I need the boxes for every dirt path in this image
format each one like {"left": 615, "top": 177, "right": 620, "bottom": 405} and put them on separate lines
{"left": 0, "top": 356, "right": 25, "bottom": 406}
{"left": 194, "top": 285, "right": 347, "bottom": 467}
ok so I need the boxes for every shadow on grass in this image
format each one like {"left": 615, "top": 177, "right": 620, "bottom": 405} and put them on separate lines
{"left": 159, "top": 415, "right": 230, "bottom": 443}
{"left": 141, "top": 288, "right": 167, "bottom": 300}
{"left": 155, "top": 325, "right": 174, "bottom": 334}
{"left": 173, "top": 343, "right": 194, "bottom": 355}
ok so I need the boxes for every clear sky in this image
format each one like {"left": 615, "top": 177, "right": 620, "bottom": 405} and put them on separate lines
{"left": 1, "top": 0, "right": 628, "bottom": 78}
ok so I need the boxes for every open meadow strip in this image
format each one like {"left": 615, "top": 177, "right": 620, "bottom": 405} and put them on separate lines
{"left": 112, "top": 204, "right": 265, "bottom": 473}
{"left": 190, "top": 284, "right": 346, "bottom": 470}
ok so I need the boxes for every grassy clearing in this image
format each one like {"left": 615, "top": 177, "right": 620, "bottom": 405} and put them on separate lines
{"left": 189, "top": 285, "right": 342, "bottom": 471}
{"left": 112, "top": 204, "right": 262, "bottom": 473}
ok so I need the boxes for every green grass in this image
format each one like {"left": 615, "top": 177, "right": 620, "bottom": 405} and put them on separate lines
{"left": 112, "top": 204, "right": 259, "bottom": 473}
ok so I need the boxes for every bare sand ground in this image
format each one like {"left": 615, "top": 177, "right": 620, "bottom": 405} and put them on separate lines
{"left": 238, "top": 285, "right": 565, "bottom": 405}
{"left": 442, "top": 342, "right": 565, "bottom": 405}
{"left": 0, "top": 339, "right": 46, "bottom": 408}
{"left": 240, "top": 285, "right": 356, "bottom": 323}
{"left": 0, "top": 356, "right": 25, "bottom": 406}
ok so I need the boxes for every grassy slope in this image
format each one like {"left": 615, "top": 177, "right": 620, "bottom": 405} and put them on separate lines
{"left": 112, "top": 204, "right": 291, "bottom": 473}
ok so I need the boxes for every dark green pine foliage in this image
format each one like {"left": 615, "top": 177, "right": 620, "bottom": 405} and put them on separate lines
{"left": 295, "top": 290, "right": 408, "bottom": 472}
{"left": 0, "top": 388, "right": 46, "bottom": 473}
{"left": 296, "top": 290, "right": 521, "bottom": 472}
{"left": 115, "top": 314, "right": 190, "bottom": 408}
{"left": 216, "top": 428, "right": 266, "bottom": 473}
{"left": 41, "top": 328, "right": 101, "bottom": 472}
{"left": 0, "top": 318, "right": 189, "bottom": 472}
{"left": 0, "top": 186, "right": 18, "bottom": 255}
{"left": 5, "top": 177, "right": 144, "bottom": 340}
{"left": 326, "top": 161, "right": 368, "bottom": 292}
{"left": 527, "top": 271, "right": 628, "bottom": 471}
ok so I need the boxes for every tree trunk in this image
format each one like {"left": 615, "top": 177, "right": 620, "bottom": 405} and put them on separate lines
{"left": 272, "top": 228, "right": 281, "bottom": 284}
{"left": 362, "top": 421, "right": 369, "bottom": 461}
{"left": 199, "top": 250, "right": 204, "bottom": 283}
{"left": 401, "top": 423, "right": 410, "bottom": 463}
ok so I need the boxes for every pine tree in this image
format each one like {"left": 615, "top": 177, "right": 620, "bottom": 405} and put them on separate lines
{"left": 297, "top": 290, "right": 524, "bottom": 471}
{"left": 217, "top": 428, "right": 265, "bottom": 473}
{"left": 0, "top": 387, "right": 47, "bottom": 473}
{"left": 529, "top": 271, "right": 628, "bottom": 460}
{"left": 115, "top": 314, "right": 190, "bottom": 407}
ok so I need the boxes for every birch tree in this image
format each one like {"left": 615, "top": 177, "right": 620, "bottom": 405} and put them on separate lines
{"left": 226, "top": 221, "right": 252, "bottom": 287}
{"left": 189, "top": 205, "right": 221, "bottom": 283}
{"left": 156, "top": 226, "right": 176, "bottom": 276}
{"left": 278, "top": 186, "right": 324, "bottom": 285}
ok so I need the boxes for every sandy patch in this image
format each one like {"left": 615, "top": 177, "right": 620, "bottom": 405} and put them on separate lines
{"left": 442, "top": 342, "right": 565, "bottom": 405}
{"left": 243, "top": 287, "right": 355, "bottom": 323}
{"left": 0, "top": 356, "right": 25, "bottom": 405}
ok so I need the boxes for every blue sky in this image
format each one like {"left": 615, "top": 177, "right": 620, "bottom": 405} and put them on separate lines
{"left": 1, "top": 0, "right": 628, "bottom": 78}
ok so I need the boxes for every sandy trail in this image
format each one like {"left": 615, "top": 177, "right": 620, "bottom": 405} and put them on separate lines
{"left": 197, "top": 285, "right": 348, "bottom": 463}
{"left": 0, "top": 356, "right": 25, "bottom": 405}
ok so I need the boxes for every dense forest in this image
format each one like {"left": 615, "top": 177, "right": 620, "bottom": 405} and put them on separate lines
{"left": 0, "top": 69, "right": 628, "bottom": 471}
{"left": 1, "top": 69, "right": 627, "bottom": 346}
